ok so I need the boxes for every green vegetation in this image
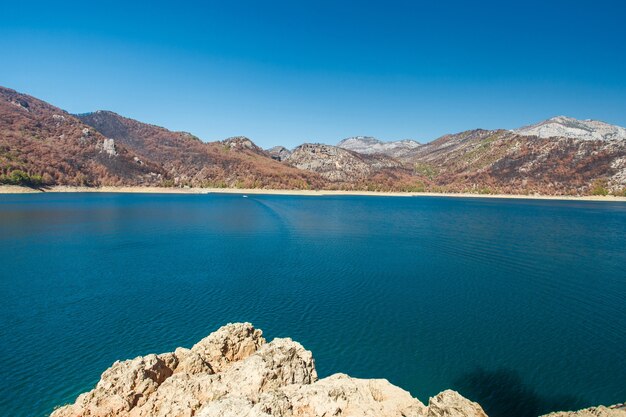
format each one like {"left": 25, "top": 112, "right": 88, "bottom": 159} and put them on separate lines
{"left": 291, "top": 179, "right": 310, "bottom": 190}
{"left": 403, "top": 182, "right": 426, "bottom": 192}
{"left": 201, "top": 179, "right": 228, "bottom": 188}
{"left": 459, "top": 134, "right": 509, "bottom": 169}
{"left": 413, "top": 163, "right": 438, "bottom": 180}
{"left": 0, "top": 169, "right": 43, "bottom": 187}
{"left": 0, "top": 147, "right": 18, "bottom": 162}
{"left": 160, "top": 179, "right": 176, "bottom": 187}
{"left": 590, "top": 179, "right": 609, "bottom": 196}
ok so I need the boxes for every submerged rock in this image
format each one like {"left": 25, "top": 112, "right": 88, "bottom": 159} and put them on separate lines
{"left": 51, "top": 323, "right": 622, "bottom": 417}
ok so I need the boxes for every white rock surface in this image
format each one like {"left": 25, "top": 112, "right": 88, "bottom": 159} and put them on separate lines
{"left": 514, "top": 116, "right": 626, "bottom": 141}
{"left": 338, "top": 136, "right": 421, "bottom": 158}
{"left": 541, "top": 405, "right": 626, "bottom": 417}
{"left": 97, "top": 138, "right": 118, "bottom": 156}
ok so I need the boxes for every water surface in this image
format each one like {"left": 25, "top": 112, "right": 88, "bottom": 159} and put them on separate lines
{"left": 0, "top": 193, "right": 625, "bottom": 417}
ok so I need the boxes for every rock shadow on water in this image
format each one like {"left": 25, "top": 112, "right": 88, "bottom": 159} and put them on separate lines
{"left": 451, "top": 368, "right": 585, "bottom": 417}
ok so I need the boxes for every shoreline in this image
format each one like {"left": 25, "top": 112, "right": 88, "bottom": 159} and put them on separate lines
{"left": 1, "top": 184, "right": 625, "bottom": 202}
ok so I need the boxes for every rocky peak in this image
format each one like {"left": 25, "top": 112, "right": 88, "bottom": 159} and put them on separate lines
{"left": 286, "top": 143, "right": 404, "bottom": 182}
{"left": 0, "top": 87, "right": 31, "bottom": 112}
{"left": 338, "top": 136, "right": 422, "bottom": 159}
{"left": 267, "top": 145, "right": 292, "bottom": 161}
{"left": 513, "top": 116, "right": 626, "bottom": 141}
{"left": 339, "top": 136, "right": 383, "bottom": 147}
{"left": 222, "top": 136, "right": 264, "bottom": 152}
{"left": 76, "top": 111, "right": 132, "bottom": 140}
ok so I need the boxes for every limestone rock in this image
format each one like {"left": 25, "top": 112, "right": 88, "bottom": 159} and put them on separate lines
{"left": 247, "top": 373, "right": 427, "bottom": 417}
{"left": 98, "top": 138, "right": 118, "bottom": 156}
{"left": 541, "top": 405, "right": 626, "bottom": 417}
{"left": 130, "top": 338, "right": 316, "bottom": 417}
{"left": 426, "top": 390, "right": 488, "bottom": 417}
{"left": 51, "top": 353, "right": 178, "bottom": 417}
{"left": 50, "top": 322, "right": 497, "bottom": 417}
{"left": 338, "top": 136, "right": 421, "bottom": 159}
{"left": 189, "top": 321, "right": 266, "bottom": 372}
{"left": 514, "top": 116, "right": 626, "bottom": 142}
{"left": 267, "top": 146, "right": 292, "bottom": 161}
{"left": 51, "top": 323, "right": 264, "bottom": 417}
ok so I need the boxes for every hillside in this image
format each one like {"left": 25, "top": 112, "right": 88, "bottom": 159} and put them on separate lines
{"left": 406, "top": 129, "right": 626, "bottom": 195}
{"left": 0, "top": 87, "right": 166, "bottom": 186}
{"left": 285, "top": 143, "right": 421, "bottom": 190}
{"left": 77, "top": 111, "right": 323, "bottom": 189}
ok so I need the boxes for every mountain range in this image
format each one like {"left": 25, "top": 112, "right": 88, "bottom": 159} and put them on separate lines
{"left": 337, "top": 136, "right": 421, "bottom": 159}
{"left": 1, "top": 86, "right": 625, "bottom": 195}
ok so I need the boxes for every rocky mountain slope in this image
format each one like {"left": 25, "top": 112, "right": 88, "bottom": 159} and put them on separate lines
{"left": 405, "top": 129, "right": 626, "bottom": 195}
{"left": 284, "top": 143, "right": 420, "bottom": 190}
{"left": 266, "top": 146, "right": 292, "bottom": 161}
{"left": 338, "top": 136, "right": 421, "bottom": 158}
{"left": 0, "top": 87, "right": 166, "bottom": 186}
{"left": 51, "top": 323, "right": 625, "bottom": 417}
{"left": 76, "top": 111, "right": 322, "bottom": 189}
{"left": 514, "top": 116, "right": 626, "bottom": 141}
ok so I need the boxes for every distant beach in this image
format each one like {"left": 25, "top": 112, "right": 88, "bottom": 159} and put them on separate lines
{"left": 1, "top": 184, "right": 625, "bottom": 202}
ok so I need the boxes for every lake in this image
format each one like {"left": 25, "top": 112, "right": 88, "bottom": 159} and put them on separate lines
{"left": 0, "top": 193, "right": 625, "bottom": 417}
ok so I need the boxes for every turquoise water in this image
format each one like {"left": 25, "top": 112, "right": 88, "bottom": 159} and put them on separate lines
{"left": 0, "top": 193, "right": 625, "bottom": 417}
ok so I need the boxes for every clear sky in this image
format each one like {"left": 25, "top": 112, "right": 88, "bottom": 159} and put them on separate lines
{"left": 1, "top": 0, "right": 625, "bottom": 148}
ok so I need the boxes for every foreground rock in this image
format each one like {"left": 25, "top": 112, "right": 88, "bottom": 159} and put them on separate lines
{"left": 542, "top": 405, "right": 626, "bottom": 417}
{"left": 52, "top": 323, "right": 485, "bottom": 417}
{"left": 51, "top": 323, "right": 623, "bottom": 417}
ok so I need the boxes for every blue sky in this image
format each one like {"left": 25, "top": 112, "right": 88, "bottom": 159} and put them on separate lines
{"left": 1, "top": 0, "right": 625, "bottom": 148}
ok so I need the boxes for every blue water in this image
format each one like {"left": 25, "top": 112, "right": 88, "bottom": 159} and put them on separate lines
{"left": 0, "top": 193, "right": 625, "bottom": 417}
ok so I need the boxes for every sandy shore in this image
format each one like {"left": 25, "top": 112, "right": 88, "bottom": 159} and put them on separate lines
{"left": 1, "top": 184, "right": 625, "bottom": 202}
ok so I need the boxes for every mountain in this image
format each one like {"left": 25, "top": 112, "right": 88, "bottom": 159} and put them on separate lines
{"left": 76, "top": 110, "right": 323, "bottom": 189}
{"left": 286, "top": 143, "right": 400, "bottom": 182}
{"left": 407, "top": 128, "right": 626, "bottom": 194}
{"left": 0, "top": 87, "right": 166, "bottom": 186}
{"left": 266, "top": 146, "right": 292, "bottom": 161}
{"left": 514, "top": 116, "right": 626, "bottom": 141}
{"left": 222, "top": 136, "right": 268, "bottom": 155}
{"left": 285, "top": 143, "right": 419, "bottom": 190}
{"left": 337, "top": 136, "right": 421, "bottom": 158}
